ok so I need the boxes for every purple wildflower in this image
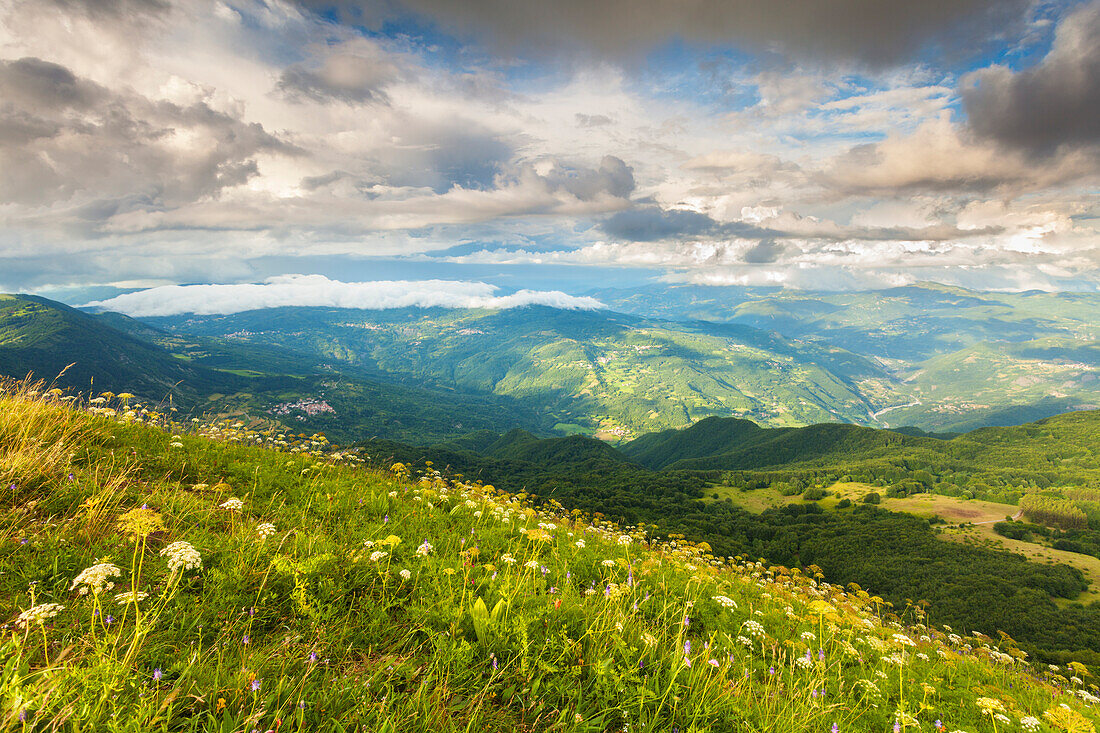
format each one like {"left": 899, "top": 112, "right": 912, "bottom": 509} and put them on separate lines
{"left": 251, "top": 679, "right": 261, "bottom": 692}
{"left": 153, "top": 668, "right": 163, "bottom": 681}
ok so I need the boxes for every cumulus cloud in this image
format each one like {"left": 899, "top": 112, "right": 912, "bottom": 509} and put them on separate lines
{"left": 0, "top": 56, "right": 298, "bottom": 207}
{"left": 600, "top": 204, "right": 773, "bottom": 242}
{"left": 821, "top": 116, "right": 1098, "bottom": 196}
{"left": 85, "top": 274, "right": 605, "bottom": 316}
{"left": 303, "top": 0, "right": 1027, "bottom": 66}
{"left": 1, "top": 0, "right": 1097, "bottom": 294}
{"left": 277, "top": 40, "right": 409, "bottom": 105}
{"left": 963, "top": 1, "right": 1100, "bottom": 153}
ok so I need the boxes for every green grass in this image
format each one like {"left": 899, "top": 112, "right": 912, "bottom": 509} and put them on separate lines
{"left": 2, "top": 379, "right": 1099, "bottom": 732}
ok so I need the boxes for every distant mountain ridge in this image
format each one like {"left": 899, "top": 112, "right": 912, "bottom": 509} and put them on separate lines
{"left": 126, "top": 303, "right": 910, "bottom": 437}
{"left": 0, "top": 294, "right": 238, "bottom": 402}
{"left": 0, "top": 294, "right": 552, "bottom": 443}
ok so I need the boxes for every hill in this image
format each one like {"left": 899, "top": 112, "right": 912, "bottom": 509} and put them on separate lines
{"left": 620, "top": 408, "right": 1100, "bottom": 494}
{"left": 0, "top": 294, "right": 239, "bottom": 402}
{"left": 3, "top": 378, "right": 1099, "bottom": 731}
{"left": 127, "top": 304, "right": 906, "bottom": 438}
{"left": 0, "top": 294, "right": 551, "bottom": 444}
{"left": 349, "top": 408, "right": 1100, "bottom": 665}
{"left": 619, "top": 416, "right": 935, "bottom": 471}
{"left": 593, "top": 282, "right": 1100, "bottom": 431}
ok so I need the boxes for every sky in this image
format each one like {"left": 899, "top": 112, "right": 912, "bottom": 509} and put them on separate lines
{"left": 2, "top": 0, "right": 1100, "bottom": 310}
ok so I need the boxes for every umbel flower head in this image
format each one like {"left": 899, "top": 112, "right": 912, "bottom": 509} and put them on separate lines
{"left": 114, "top": 590, "right": 149, "bottom": 604}
{"left": 117, "top": 508, "right": 164, "bottom": 540}
{"left": 160, "top": 541, "right": 202, "bottom": 573}
{"left": 220, "top": 498, "right": 244, "bottom": 511}
{"left": 71, "top": 562, "right": 122, "bottom": 596}
{"left": 16, "top": 602, "right": 65, "bottom": 629}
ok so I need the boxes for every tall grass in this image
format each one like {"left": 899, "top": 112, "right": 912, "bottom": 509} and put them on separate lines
{"left": 0, "top": 382, "right": 1097, "bottom": 732}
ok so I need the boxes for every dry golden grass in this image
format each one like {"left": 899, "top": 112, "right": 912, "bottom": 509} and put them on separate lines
{"left": 0, "top": 375, "right": 104, "bottom": 498}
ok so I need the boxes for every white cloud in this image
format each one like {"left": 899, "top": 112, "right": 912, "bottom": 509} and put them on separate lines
{"left": 0, "top": 0, "right": 1097, "bottom": 293}
{"left": 84, "top": 274, "right": 604, "bottom": 316}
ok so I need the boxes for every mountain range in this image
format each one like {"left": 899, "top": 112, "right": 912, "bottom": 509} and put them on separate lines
{"left": 4, "top": 283, "right": 1099, "bottom": 442}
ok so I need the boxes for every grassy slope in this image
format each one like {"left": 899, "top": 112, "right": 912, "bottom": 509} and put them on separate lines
{"left": 3, "top": 384, "right": 1098, "bottom": 731}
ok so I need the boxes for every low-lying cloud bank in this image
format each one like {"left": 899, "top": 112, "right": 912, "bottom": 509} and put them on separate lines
{"left": 85, "top": 275, "right": 604, "bottom": 317}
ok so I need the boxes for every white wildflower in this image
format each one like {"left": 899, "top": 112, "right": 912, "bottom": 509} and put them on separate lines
{"left": 712, "top": 595, "right": 737, "bottom": 609}
{"left": 160, "top": 541, "right": 202, "bottom": 573}
{"left": 70, "top": 562, "right": 121, "bottom": 596}
{"left": 16, "top": 602, "right": 65, "bottom": 628}
{"left": 220, "top": 498, "right": 244, "bottom": 511}
{"left": 256, "top": 523, "right": 276, "bottom": 539}
{"left": 114, "top": 590, "right": 148, "bottom": 604}
{"left": 892, "top": 633, "right": 915, "bottom": 647}
{"left": 416, "top": 541, "right": 434, "bottom": 557}
{"left": 399, "top": 569, "right": 411, "bottom": 580}
{"left": 742, "top": 619, "right": 765, "bottom": 639}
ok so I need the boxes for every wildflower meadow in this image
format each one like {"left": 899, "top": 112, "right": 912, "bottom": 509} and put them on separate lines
{"left": 1, "top": 377, "right": 1098, "bottom": 732}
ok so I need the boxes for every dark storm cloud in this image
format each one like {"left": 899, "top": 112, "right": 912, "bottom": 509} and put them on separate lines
{"left": 601, "top": 205, "right": 774, "bottom": 242}
{"left": 0, "top": 57, "right": 105, "bottom": 110}
{"left": 294, "top": 0, "right": 1028, "bottom": 66}
{"left": 962, "top": 1, "right": 1100, "bottom": 154}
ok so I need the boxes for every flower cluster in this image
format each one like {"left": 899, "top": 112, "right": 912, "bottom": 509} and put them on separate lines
{"left": 160, "top": 541, "right": 202, "bottom": 573}
{"left": 114, "top": 590, "right": 149, "bottom": 604}
{"left": 70, "top": 562, "right": 122, "bottom": 596}
{"left": 16, "top": 602, "right": 65, "bottom": 628}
